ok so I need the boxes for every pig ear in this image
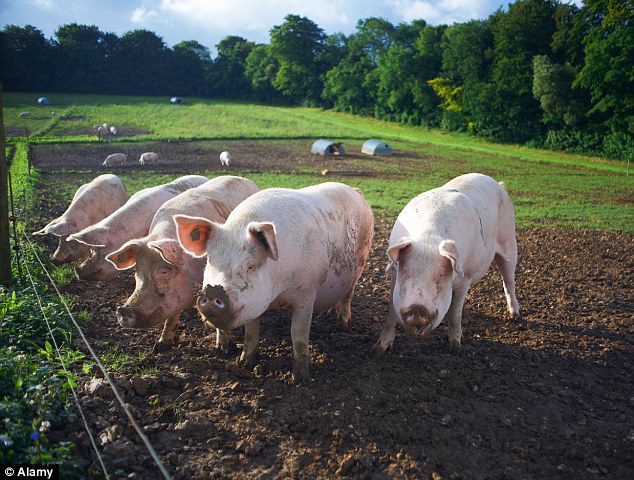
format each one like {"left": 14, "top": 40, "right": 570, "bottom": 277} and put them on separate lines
{"left": 106, "top": 241, "right": 143, "bottom": 270}
{"left": 148, "top": 239, "right": 183, "bottom": 266}
{"left": 40, "top": 219, "right": 76, "bottom": 237}
{"left": 386, "top": 239, "right": 413, "bottom": 269}
{"left": 439, "top": 240, "right": 464, "bottom": 277}
{"left": 67, "top": 227, "right": 107, "bottom": 248}
{"left": 247, "top": 222, "right": 278, "bottom": 261}
{"left": 173, "top": 214, "right": 217, "bottom": 258}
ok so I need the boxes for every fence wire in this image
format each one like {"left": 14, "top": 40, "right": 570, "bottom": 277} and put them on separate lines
{"left": 20, "top": 230, "right": 172, "bottom": 480}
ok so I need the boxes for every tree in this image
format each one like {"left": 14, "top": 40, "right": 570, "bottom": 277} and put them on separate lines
{"left": 0, "top": 25, "right": 52, "bottom": 91}
{"left": 171, "top": 40, "right": 212, "bottom": 96}
{"left": 488, "top": 0, "right": 558, "bottom": 141}
{"left": 53, "top": 24, "right": 108, "bottom": 93}
{"left": 574, "top": 0, "right": 634, "bottom": 134}
{"left": 112, "top": 29, "right": 170, "bottom": 95}
{"left": 244, "top": 44, "right": 281, "bottom": 102}
{"left": 269, "top": 14, "right": 326, "bottom": 104}
{"left": 207, "top": 36, "right": 255, "bottom": 98}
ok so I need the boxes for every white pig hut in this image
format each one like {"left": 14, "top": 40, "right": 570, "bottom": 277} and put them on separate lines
{"left": 311, "top": 139, "right": 345, "bottom": 156}
{"left": 362, "top": 139, "right": 393, "bottom": 155}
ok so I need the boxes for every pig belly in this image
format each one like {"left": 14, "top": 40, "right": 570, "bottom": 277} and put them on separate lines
{"left": 314, "top": 270, "right": 355, "bottom": 313}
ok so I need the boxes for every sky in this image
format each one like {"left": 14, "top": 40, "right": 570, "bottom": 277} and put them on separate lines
{"left": 1, "top": 0, "right": 584, "bottom": 56}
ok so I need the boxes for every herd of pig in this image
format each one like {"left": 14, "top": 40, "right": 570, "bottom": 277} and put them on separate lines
{"left": 34, "top": 172, "right": 520, "bottom": 383}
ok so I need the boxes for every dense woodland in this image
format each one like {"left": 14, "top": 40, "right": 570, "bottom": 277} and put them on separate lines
{"left": 1, "top": 0, "right": 632, "bottom": 160}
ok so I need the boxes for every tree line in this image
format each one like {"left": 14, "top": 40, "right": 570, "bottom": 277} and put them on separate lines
{"left": 1, "top": 0, "right": 632, "bottom": 160}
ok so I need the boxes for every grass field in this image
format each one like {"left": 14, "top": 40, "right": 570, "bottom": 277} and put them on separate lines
{"left": 4, "top": 92, "right": 633, "bottom": 232}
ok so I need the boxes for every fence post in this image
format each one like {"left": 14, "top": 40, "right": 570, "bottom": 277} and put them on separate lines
{"left": 0, "top": 82, "right": 12, "bottom": 286}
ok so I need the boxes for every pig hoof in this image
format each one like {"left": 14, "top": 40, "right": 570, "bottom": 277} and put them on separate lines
{"left": 153, "top": 340, "right": 174, "bottom": 353}
{"left": 292, "top": 364, "right": 311, "bottom": 384}
{"left": 371, "top": 343, "right": 388, "bottom": 358}
{"left": 448, "top": 339, "right": 462, "bottom": 354}
{"left": 239, "top": 352, "right": 258, "bottom": 369}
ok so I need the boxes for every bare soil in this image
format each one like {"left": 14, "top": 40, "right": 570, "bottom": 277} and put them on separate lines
{"left": 28, "top": 140, "right": 633, "bottom": 480}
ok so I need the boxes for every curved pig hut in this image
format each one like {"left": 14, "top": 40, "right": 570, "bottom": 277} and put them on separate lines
{"left": 311, "top": 139, "right": 346, "bottom": 156}
{"left": 361, "top": 139, "right": 393, "bottom": 155}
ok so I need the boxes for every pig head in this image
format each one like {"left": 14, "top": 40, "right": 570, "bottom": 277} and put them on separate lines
{"left": 107, "top": 238, "right": 201, "bottom": 329}
{"left": 174, "top": 215, "right": 278, "bottom": 332}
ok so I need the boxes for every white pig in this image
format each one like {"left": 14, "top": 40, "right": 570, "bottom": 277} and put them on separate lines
{"left": 219, "top": 151, "right": 232, "bottom": 166}
{"left": 139, "top": 152, "right": 159, "bottom": 165}
{"left": 68, "top": 175, "right": 208, "bottom": 281}
{"left": 373, "top": 173, "right": 521, "bottom": 355}
{"left": 103, "top": 153, "right": 127, "bottom": 166}
{"left": 174, "top": 182, "right": 374, "bottom": 383}
{"left": 33, "top": 174, "right": 129, "bottom": 263}
{"left": 105, "top": 176, "right": 259, "bottom": 352}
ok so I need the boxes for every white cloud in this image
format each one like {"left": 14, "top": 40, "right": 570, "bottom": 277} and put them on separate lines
{"left": 131, "top": 6, "right": 159, "bottom": 24}
{"left": 394, "top": 0, "right": 492, "bottom": 25}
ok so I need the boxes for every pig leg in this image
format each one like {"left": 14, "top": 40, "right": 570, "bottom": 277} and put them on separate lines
{"left": 372, "top": 270, "right": 398, "bottom": 357}
{"left": 215, "top": 328, "right": 235, "bottom": 351}
{"left": 494, "top": 243, "right": 521, "bottom": 319}
{"left": 239, "top": 318, "right": 260, "bottom": 368}
{"left": 290, "top": 298, "right": 316, "bottom": 383}
{"left": 154, "top": 313, "right": 180, "bottom": 352}
{"left": 446, "top": 286, "right": 469, "bottom": 353}
{"left": 331, "top": 283, "right": 356, "bottom": 329}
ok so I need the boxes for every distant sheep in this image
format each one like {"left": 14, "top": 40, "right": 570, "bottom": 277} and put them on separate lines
{"left": 103, "top": 153, "right": 127, "bottom": 167}
{"left": 219, "top": 151, "right": 232, "bottom": 166}
{"left": 139, "top": 152, "right": 159, "bottom": 165}
{"left": 19, "top": 112, "right": 31, "bottom": 119}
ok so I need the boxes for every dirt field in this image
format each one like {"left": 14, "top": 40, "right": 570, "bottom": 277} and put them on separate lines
{"left": 28, "top": 141, "right": 633, "bottom": 479}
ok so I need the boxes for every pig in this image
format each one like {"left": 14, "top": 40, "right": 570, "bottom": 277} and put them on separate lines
{"left": 139, "top": 152, "right": 159, "bottom": 165}
{"left": 219, "top": 151, "right": 231, "bottom": 166}
{"left": 68, "top": 175, "right": 208, "bottom": 281}
{"left": 105, "top": 176, "right": 259, "bottom": 352}
{"left": 174, "top": 182, "right": 374, "bottom": 383}
{"left": 33, "top": 174, "right": 129, "bottom": 263}
{"left": 373, "top": 173, "right": 521, "bottom": 356}
{"left": 103, "top": 153, "right": 126, "bottom": 166}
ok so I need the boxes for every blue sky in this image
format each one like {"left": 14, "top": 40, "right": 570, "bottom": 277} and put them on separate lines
{"left": 1, "top": 0, "right": 584, "bottom": 55}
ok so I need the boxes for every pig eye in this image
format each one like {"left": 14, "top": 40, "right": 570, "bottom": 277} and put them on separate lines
{"left": 156, "top": 267, "right": 171, "bottom": 278}
{"left": 247, "top": 263, "right": 257, "bottom": 272}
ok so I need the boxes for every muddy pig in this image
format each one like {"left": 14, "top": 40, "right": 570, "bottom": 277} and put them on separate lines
{"left": 106, "top": 176, "right": 259, "bottom": 351}
{"left": 373, "top": 173, "right": 520, "bottom": 355}
{"left": 33, "top": 174, "right": 129, "bottom": 263}
{"left": 174, "top": 182, "right": 374, "bottom": 383}
{"left": 68, "top": 175, "right": 208, "bottom": 281}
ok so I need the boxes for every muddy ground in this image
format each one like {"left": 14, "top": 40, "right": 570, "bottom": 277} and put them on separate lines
{"left": 28, "top": 140, "right": 633, "bottom": 479}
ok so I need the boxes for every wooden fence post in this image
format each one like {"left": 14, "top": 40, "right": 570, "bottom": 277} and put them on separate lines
{"left": 0, "top": 82, "right": 13, "bottom": 286}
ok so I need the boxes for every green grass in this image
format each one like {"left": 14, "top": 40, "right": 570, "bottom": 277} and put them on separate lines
{"left": 6, "top": 91, "right": 629, "bottom": 232}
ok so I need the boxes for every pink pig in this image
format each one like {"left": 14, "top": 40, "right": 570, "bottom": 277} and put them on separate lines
{"left": 33, "top": 174, "right": 129, "bottom": 263}
{"left": 174, "top": 182, "right": 374, "bottom": 383}
{"left": 68, "top": 175, "right": 208, "bottom": 281}
{"left": 106, "top": 176, "right": 259, "bottom": 351}
{"left": 373, "top": 173, "right": 521, "bottom": 355}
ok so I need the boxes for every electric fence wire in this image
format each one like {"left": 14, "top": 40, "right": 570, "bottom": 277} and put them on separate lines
{"left": 21, "top": 230, "right": 172, "bottom": 480}
{"left": 19, "top": 234, "right": 111, "bottom": 480}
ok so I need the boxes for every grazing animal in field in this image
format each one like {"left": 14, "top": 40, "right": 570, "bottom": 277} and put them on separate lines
{"left": 219, "top": 151, "right": 232, "bottom": 166}
{"left": 175, "top": 182, "right": 375, "bottom": 383}
{"left": 373, "top": 173, "right": 521, "bottom": 356}
{"left": 102, "top": 153, "right": 127, "bottom": 167}
{"left": 68, "top": 175, "right": 209, "bottom": 281}
{"left": 107, "top": 176, "right": 260, "bottom": 352}
{"left": 139, "top": 152, "right": 159, "bottom": 165}
{"left": 33, "top": 174, "right": 129, "bottom": 264}
{"left": 19, "top": 112, "right": 31, "bottom": 119}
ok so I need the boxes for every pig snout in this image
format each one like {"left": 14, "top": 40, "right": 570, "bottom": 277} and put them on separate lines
{"left": 401, "top": 304, "right": 437, "bottom": 339}
{"left": 116, "top": 305, "right": 137, "bottom": 327}
{"left": 197, "top": 285, "right": 234, "bottom": 328}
